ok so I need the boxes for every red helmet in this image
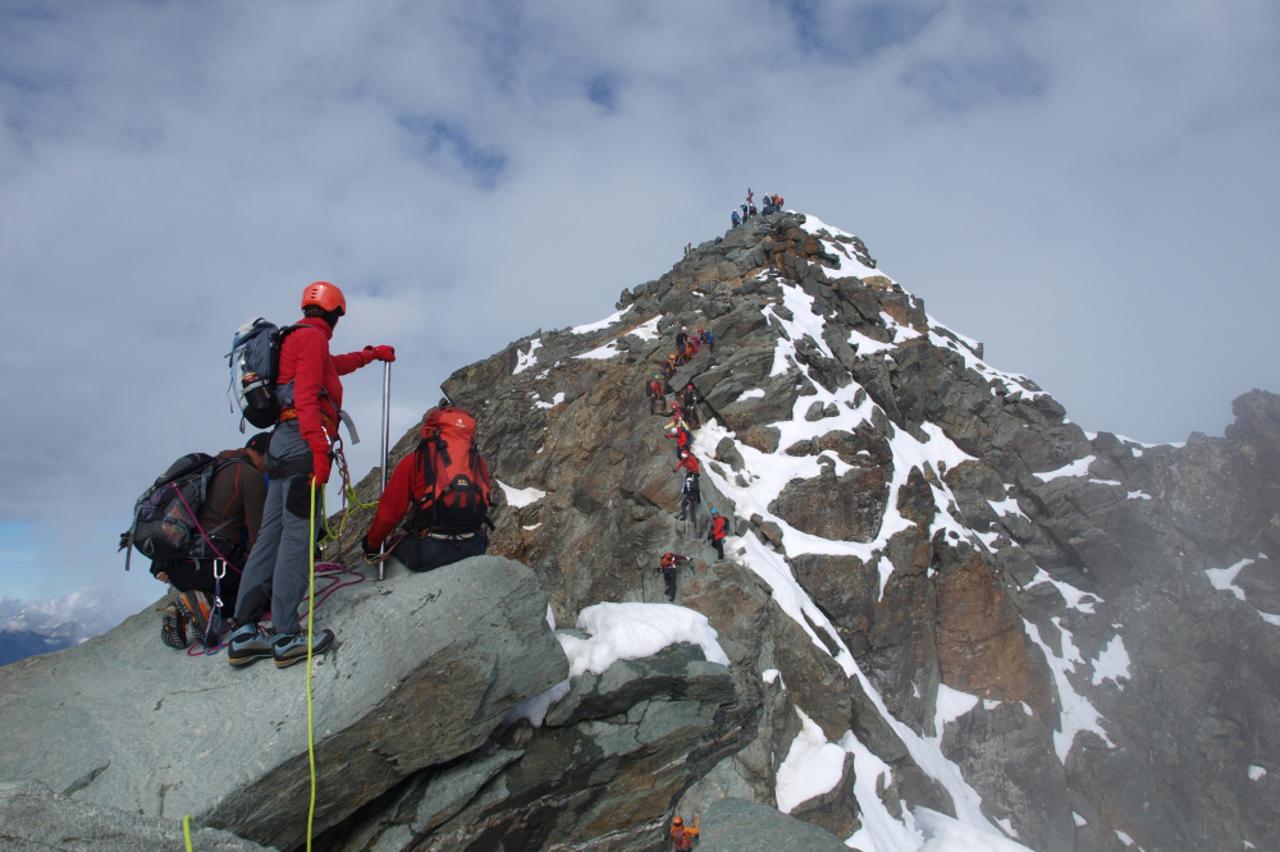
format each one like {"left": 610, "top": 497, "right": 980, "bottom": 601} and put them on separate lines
{"left": 301, "top": 281, "right": 346, "bottom": 315}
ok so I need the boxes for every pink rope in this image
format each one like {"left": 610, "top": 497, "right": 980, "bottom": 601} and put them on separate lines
{"left": 170, "top": 481, "right": 243, "bottom": 575}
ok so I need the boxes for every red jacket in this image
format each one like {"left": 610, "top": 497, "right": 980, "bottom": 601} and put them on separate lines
{"left": 365, "top": 448, "right": 492, "bottom": 548}
{"left": 674, "top": 454, "right": 700, "bottom": 476}
{"left": 708, "top": 515, "right": 727, "bottom": 541}
{"left": 279, "top": 316, "right": 377, "bottom": 460}
{"left": 366, "top": 451, "right": 419, "bottom": 549}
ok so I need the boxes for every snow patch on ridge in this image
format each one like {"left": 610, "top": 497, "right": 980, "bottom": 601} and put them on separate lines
{"left": 1034, "top": 455, "right": 1097, "bottom": 483}
{"left": 1091, "top": 633, "right": 1132, "bottom": 688}
{"left": 1026, "top": 618, "right": 1114, "bottom": 761}
{"left": 513, "top": 338, "right": 542, "bottom": 375}
{"left": 570, "top": 305, "right": 633, "bottom": 334}
{"left": 559, "top": 602, "right": 729, "bottom": 678}
{"left": 575, "top": 340, "right": 621, "bottom": 360}
{"left": 775, "top": 707, "right": 847, "bottom": 814}
{"left": 1028, "top": 568, "right": 1099, "bottom": 614}
{"left": 497, "top": 480, "right": 547, "bottom": 508}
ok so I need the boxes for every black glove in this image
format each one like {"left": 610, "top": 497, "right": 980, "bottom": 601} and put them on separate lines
{"left": 361, "top": 535, "right": 379, "bottom": 561}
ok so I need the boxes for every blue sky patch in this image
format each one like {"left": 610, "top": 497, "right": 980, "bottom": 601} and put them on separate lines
{"left": 397, "top": 114, "right": 509, "bottom": 190}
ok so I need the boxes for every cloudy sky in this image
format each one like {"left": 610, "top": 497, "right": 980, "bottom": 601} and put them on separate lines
{"left": 2, "top": 0, "right": 1277, "bottom": 619}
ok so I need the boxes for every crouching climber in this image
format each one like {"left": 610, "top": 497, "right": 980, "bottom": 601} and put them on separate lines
{"left": 361, "top": 404, "right": 494, "bottom": 574}
{"left": 659, "top": 552, "right": 691, "bottom": 602}
{"left": 707, "top": 507, "right": 727, "bottom": 561}
{"left": 227, "top": 280, "right": 395, "bottom": 669}
{"left": 154, "top": 432, "right": 270, "bottom": 644}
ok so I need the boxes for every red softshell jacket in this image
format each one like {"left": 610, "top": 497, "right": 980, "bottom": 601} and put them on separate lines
{"left": 365, "top": 452, "right": 420, "bottom": 550}
{"left": 365, "top": 448, "right": 492, "bottom": 548}
{"left": 675, "top": 454, "right": 700, "bottom": 476}
{"left": 709, "top": 515, "right": 727, "bottom": 541}
{"left": 278, "top": 316, "right": 376, "bottom": 459}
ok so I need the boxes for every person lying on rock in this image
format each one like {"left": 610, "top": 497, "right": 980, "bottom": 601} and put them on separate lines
{"left": 659, "top": 552, "right": 691, "bottom": 602}
{"left": 361, "top": 405, "right": 494, "bottom": 575}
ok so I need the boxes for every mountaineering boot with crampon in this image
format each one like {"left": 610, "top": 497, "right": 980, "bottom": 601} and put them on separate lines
{"left": 273, "top": 628, "right": 335, "bottom": 668}
{"left": 227, "top": 623, "right": 274, "bottom": 667}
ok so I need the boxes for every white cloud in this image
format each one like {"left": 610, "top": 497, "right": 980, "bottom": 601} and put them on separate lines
{"left": 1, "top": 0, "right": 1278, "bottom": 608}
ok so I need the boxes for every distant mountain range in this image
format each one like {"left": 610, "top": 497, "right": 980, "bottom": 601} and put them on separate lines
{"left": 0, "top": 594, "right": 121, "bottom": 666}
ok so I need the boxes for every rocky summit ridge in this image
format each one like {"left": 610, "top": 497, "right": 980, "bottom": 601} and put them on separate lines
{"left": 4, "top": 211, "right": 1279, "bottom": 851}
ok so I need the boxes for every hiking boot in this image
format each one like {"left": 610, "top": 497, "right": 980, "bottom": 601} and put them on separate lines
{"left": 227, "top": 623, "right": 274, "bottom": 668}
{"left": 273, "top": 629, "right": 335, "bottom": 669}
{"left": 160, "top": 604, "right": 190, "bottom": 650}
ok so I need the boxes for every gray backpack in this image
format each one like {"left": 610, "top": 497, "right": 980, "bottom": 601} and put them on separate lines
{"left": 227, "top": 318, "right": 300, "bottom": 430}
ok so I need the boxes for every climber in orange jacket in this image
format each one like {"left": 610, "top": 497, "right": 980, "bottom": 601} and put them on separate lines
{"left": 670, "top": 814, "right": 700, "bottom": 850}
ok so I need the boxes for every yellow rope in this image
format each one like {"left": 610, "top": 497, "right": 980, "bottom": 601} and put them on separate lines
{"left": 306, "top": 478, "right": 318, "bottom": 851}
{"left": 182, "top": 814, "right": 194, "bottom": 851}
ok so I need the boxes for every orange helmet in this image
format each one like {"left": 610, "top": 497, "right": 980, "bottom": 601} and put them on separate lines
{"left": 301, "top": 281, "right": 346, "bottom": 315}
{"left": 673, "top": 816, "right": 683, "bottom": 826}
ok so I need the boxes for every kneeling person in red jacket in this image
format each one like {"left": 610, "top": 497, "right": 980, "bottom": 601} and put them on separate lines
{"left": 362, "top": 405, "right": 493, "bottom": 573}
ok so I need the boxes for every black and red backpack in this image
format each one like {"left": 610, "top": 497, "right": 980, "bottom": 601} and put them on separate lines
{"left": 410, "top": 405, "right": 493, "bottom": 533}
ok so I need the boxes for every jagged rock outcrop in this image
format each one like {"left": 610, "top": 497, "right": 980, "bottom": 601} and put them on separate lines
{"left": 328, "top": 642, "right": 745, "bottom": 851}
{"left": 327, "top": 211, "right": 1279, "bottom": 850}
{"left": 0, "top": 558, "right": 569, "bottom": 850}
{"left": 7, "top": 211, "right": 1276, "bottom": 850}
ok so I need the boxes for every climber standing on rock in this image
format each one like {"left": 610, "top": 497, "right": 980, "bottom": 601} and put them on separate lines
{"left": 670, "top": 814, "right": 700, "bottom": 850}
{"left": 676, "top": 470, "right": 701, "bottom": 533}
{"left": 666, "top": 419, "right": 692, "bottom": 459}
{"left": 707, "top": 507, "right": 727, "bottom": 561}
{"left": 228, "top": 281, "right": 395, "bottom": 669}
{"left": 681, "top": 383, "right": 701, "bottom": 429}
{"left": 647, "top": 374, "right": 667, "bottom": 415}
{"left": 360, "top": 404, "right": 493, "bottom": 574}
{"left": 659, "top": 552, "right": 690, "bottom": 602}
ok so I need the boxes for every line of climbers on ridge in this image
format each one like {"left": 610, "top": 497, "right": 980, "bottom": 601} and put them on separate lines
{"left": 646, "top": 322, "right": 728, "bottom": 603}
{"left": 731, "top": 186, "right": 785, "bottom": 227}
{"left": 121, "top": 281, "right": 497, "bottom": 668}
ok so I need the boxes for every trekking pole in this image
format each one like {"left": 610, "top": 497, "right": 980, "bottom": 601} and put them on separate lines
{"left": 378, "top": 362, "right": 392, "bottom": 581}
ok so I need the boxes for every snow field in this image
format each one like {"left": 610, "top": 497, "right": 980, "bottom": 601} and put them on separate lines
{"left": 690, "top": 273, "right": 1019, "bottom": 844}
{"left": 1024, "top": 617, "right": 1114, "bottom": 760}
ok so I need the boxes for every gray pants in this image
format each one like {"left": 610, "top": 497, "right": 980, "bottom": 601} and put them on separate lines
{"left": 234, "top": 423, "right": 321, "bottom": 636}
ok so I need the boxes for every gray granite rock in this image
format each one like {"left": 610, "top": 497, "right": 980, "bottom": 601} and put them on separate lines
{"left": 0, "top": 557, "right": 568, "bottom": 851}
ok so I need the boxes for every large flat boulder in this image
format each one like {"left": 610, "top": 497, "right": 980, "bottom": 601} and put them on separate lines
{"left": 0, "top": 782, "right": 271, "bottom": 852}
{"left": 696, "top": 797, "right": 848, "bottom": 851}
{"left": 0, "top": 556, "right": 568, "bottom": 851}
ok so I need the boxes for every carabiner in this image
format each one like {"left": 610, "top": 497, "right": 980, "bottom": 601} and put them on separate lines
{"left": 213, "top": 559, "right": 227, "bottom": 580}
